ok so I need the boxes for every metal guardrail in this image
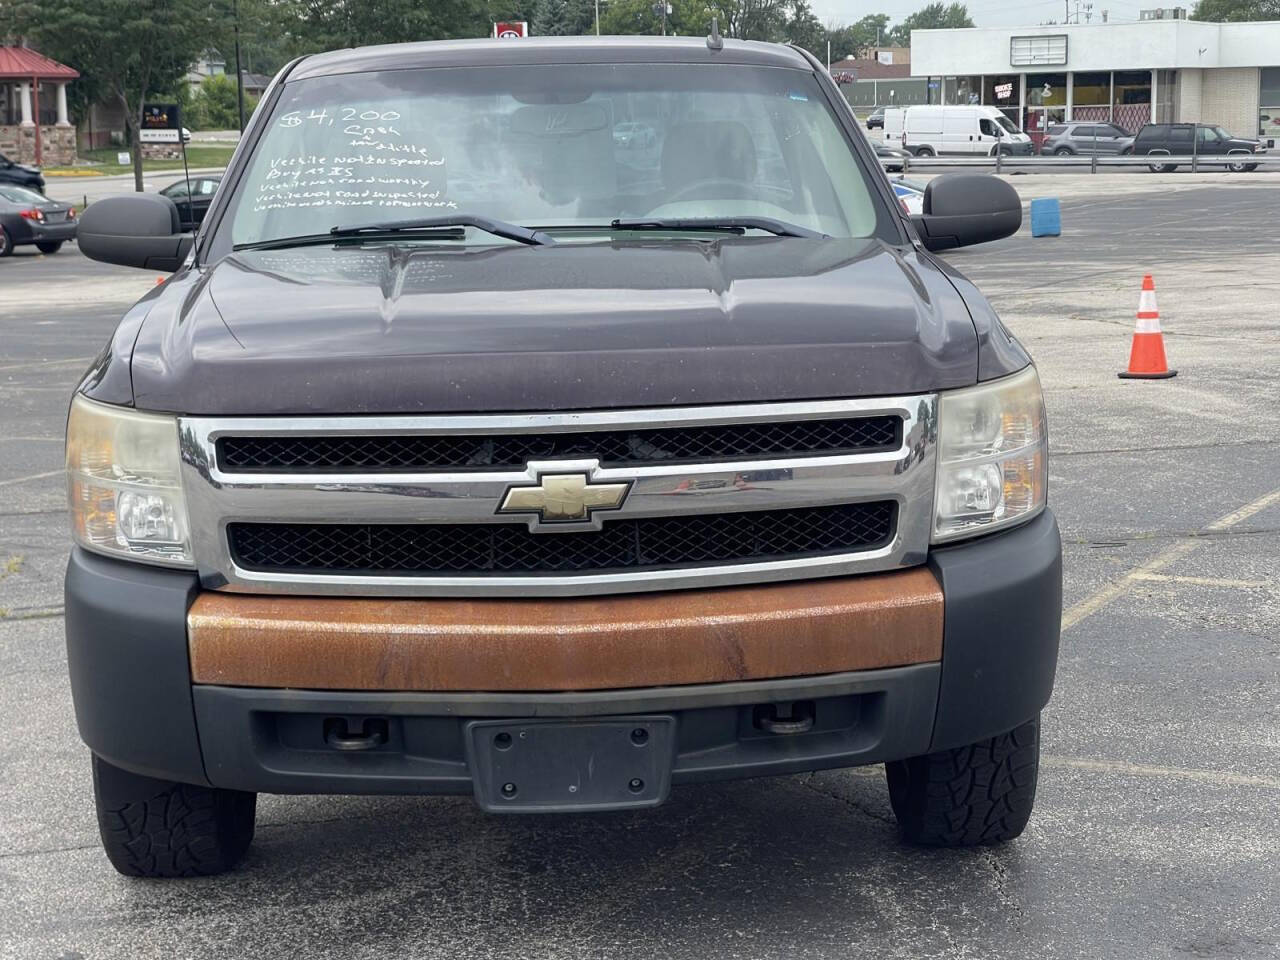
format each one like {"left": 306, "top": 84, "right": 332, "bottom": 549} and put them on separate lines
{"left": 883, "top": 152, "right": 1278, "bottom": 174}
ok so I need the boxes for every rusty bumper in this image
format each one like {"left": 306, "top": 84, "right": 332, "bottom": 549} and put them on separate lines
{"left": 188, "top": 568, "right": 944, "bottom": 692}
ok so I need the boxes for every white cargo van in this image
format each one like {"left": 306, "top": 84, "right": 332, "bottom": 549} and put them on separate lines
{"left": 897, "top": 105, "right": 1033, "bottom": 157}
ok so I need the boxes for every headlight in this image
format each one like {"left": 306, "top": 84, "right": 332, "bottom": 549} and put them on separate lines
{"left": 66, "top": 394, "right": 193, "bottom": 567}
{"left": 933, "top": 365, "right": 1047, "bottom": 543}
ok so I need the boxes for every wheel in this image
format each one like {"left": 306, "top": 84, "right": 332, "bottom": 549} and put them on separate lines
{"left": 1148, "top": 162, "right": 1177, "bottom": 173}
{"left": 35, "top": 241, "right": 63, "bottom": 254}
{"left": 0, "top": 227, "right": 11, "bottom": 257}
{"left": 92, "top": 754, "right": 256, "bottom": 877}
{"left": 1244, "top": 163, "right": 1259, "bottom": 172}
{"left": 1227, "top": 156, "right": 1251, "bottom": 172}
{"left": 885, "top": 716, "right": 1040, "bottom": 847}
{"left": 913, "top": 146, "right": 935, "bottom": 158}
{"left": 1053, "top": 146, "right": 1073, "bottom": 156}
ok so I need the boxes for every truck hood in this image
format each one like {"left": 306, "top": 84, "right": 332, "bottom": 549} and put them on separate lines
{"left": 126, "top": 238, "right": 981, "bottom": 415}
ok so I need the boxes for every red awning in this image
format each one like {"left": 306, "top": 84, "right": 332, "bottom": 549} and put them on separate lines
{"left": 0, "top": 46, "right": 79, "bottom": 81}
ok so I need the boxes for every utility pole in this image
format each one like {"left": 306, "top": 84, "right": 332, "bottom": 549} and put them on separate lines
{"left": 595, "top": 0, "right": 600, "bottom": 35}
{"left": 233, "top": 0, "right": 246, "bottom": 133}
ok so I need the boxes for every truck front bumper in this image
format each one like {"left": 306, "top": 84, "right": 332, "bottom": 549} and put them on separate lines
{"left": 65, "top": 510, "right": 1061, "bottom": 795}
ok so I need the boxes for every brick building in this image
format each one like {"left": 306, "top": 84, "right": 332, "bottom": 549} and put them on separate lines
{"left": 0, "top": 46, "right": 79, "bottom": 166}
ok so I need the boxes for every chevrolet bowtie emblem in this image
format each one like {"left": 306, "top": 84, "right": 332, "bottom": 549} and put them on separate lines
{"left": 499, "top": 473, "right": 630, "bottom": 524}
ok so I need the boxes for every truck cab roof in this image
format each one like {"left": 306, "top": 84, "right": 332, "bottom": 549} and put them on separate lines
{"left": 289, "top": 36, "right": 814, "bottom": 81}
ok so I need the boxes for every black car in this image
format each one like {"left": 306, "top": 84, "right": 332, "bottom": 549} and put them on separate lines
{"left": 1127, "top": 123, "right": 1264, "bottom": 172}
{"left": 865, "top": 106, "right": 885, "bottom": 129}
{"left": 875, "top": 141, "right": 909, "bottom": 171}
{"left": 0, "top": 184, "right": 76, "bottom": 256}
{"left": 70, "top": 36, "right": 1057, "bottom": 878}
{"left": 160, "top": 175, "right": 222, "bottom": 231}
{"left": 0, "top": 150, "right": 45, "bottom": 192}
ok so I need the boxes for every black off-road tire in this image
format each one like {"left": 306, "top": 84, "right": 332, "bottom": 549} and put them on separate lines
{"left": 35, "top": 240, "right": 63, "bottom": 254}
{"left": 885, "top": 716, "right": 1040, "bottom": 847}
{"left": 92, "top": 754, "right": 257, "bottom": 877}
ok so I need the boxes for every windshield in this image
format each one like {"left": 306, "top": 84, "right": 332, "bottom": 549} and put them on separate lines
{"left": 1214, "top": 126, "right": 1232, "bottom": 140}
{"left": 995, "top": 115, "right": 1019, "bottom": 135}
{"left": 222, "top": 63, "right": 883, "bottom": 248}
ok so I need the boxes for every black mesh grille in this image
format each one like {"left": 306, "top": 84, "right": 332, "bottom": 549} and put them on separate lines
{"left": 218, "top": 416, "right": 900, "bottom": 472}
{"left": 228, "top": 502, "right": 896, "bottom": 576}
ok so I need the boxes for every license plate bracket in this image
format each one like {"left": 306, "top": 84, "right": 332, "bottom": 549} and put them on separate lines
{"left": 465, "top": 716, "right": 674, "bottom": 813}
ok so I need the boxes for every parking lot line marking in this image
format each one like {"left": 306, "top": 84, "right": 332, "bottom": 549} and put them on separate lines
{"left": 1205, "top": 488, "right": 1280, "bottom": 531}
{"left": 1044, "top": 756, "right": 1280, "bottom": 790}
{"left": 1061, "top": 486, "right": 1280, "bottom": 631}
{"left": 1130, "top": 573, "right": 1272, "bottom": 589}
{"left": 0, "top": 469, "right": 62, "bottom": 488}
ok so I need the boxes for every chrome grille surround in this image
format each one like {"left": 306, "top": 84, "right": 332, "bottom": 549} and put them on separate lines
{"left": 179, "top": 395, "right": 938, "bottom": 598}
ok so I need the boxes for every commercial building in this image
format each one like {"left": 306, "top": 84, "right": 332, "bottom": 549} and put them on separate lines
{"left": 910, "top": 19, "right": 1280, "bottom": 146}
{"left": 831, "top": 56, "right": 927, "bottom": 109}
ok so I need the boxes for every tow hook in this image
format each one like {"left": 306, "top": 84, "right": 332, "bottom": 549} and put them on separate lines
{"left": 324, "top": 717, "right": 389, "bottom": 751}
{"left": 753, "top": 701, "right": 816, "bottom": 735}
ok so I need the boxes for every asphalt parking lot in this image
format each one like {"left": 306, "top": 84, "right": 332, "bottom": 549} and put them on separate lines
{"left": 2, "top": 174, "right": 1278, "bottom": 959}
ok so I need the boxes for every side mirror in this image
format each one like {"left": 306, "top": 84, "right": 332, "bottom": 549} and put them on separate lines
{"left": 910, "top": 174, "right": 1021, "bottom": 252}
{"left": 76, "top": 193, "right": 195, "bottom": 271}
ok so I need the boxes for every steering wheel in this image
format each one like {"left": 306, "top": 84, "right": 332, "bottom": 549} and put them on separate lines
{"left": 661, "top": 178, "right": 757, "bottom": 206}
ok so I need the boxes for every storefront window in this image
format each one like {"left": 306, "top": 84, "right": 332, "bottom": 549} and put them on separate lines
{"left": 1112, "top": 70, "right": 1152, "bottom": 134}
{"left": 983, "top": 73, "right": 1020, "bottom": 123}
{"left": 945, "top": 75, "right": 982, "bottom": 106}
{"left": 1261, "top": 67, "right": 1280, "bottom": 145}
{"left": 1071, "top": 71, "right": 1111, "bottom": 122}
{"left": 1027, "top": 73, "right": 1067, "bottom": 108}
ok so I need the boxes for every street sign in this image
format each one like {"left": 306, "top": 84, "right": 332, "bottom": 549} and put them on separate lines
{"left": 116, "top": 151, "right": 131, "bottom": 165}
{"left": 139, "top": 103, "right": 181, "bottom": 143}
{"left": 493, "top": 21, "right": 528, "bottom": 38}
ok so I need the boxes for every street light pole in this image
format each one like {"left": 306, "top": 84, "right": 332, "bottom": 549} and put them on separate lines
{"left": 595, "top": 0, "right": 600, "bottom": 35}
{"left": 233, "top": 0, "right": 246, "bottom": 133}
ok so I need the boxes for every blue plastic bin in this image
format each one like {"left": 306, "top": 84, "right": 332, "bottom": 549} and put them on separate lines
{"left": 1030, "top": 197, "right": 1061, "bottom": 237}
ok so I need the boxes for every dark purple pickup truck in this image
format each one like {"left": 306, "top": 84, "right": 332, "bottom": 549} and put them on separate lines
{"left": 68, "top": 34, "right": 1059, "bottom": 877}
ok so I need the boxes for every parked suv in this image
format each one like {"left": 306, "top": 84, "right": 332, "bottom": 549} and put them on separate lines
{"left": 1127, "top": 122, "right": 1264, "bottom": 172}
{"left": 69, "top": 36, "right": 1060, "bottom": 877}
{"left": 1041, "top": 121, "right": 1133, "bottom": 156}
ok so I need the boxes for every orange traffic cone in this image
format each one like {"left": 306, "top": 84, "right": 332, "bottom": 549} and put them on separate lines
{"left": 1118, "top": 275, "right": 1176, "bottom": 379}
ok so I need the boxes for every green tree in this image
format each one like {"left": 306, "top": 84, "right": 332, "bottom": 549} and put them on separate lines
{"left": 599, "top": 0, "right": 705, "bottom": 35}
{"left": 1190, "top": 0, "right": 1279, "bottom": 18}
{"left": 5, "top": 0, "right": 209, "bottom": 190}
{"left": 828, "top": 13, "right": 891, "bottom": 59}
{"left": 784, "top": 0, "right": 826, "bottom": 56}
{"left": 278, "top": 0, "right": 489, "bottom": 53}
{"left": 189, "top": 73, "right": 258, "bottom": 129}
{"left": 199, "top": 0, "right": 297, "bottom": 78}
{"left": 886, "top": 2, "right": 973, "bottom": 45}
{"left": 533, "top": 0, "right": 596, "bottom": 34}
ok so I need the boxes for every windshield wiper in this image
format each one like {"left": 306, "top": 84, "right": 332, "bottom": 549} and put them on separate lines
{"left": 333, "top": 214, "right": 556, "bottom": 246}
{"left": 609, "top": 217, "right": 825, "bottom": 239}
{"left": 233, "top": 214, "right": 555, "bottom": 252}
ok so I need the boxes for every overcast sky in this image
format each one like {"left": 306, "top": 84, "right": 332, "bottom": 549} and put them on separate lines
{"left": 808, "top": 0, "right": 1153, "bottom": 30}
